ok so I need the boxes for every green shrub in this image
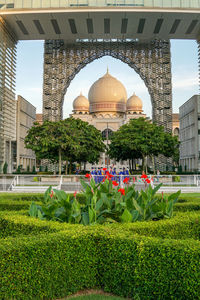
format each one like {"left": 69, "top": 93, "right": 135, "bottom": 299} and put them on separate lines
{"left": 0, "top": 200, "right": 38, "bottom": 211}
{"left": 0, "top": 193, "right": 43, "bottom": 202}
{"left": 29, "top": 182, "right": 180, "bottom": 225}
{"left": 3, "top": 162, "right": 8, "bottom": 174}
{"left": 0, "top": 225, "right": 200, "bottom": 299}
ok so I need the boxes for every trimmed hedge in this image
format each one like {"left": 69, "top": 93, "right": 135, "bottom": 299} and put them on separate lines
{"left": 0, "top": 193, "right": 86, "bottom": 204}
{"left": 0, "top": 226, "right": 200, "bottom": 299}
{"left": 0, "top": 194, "right": 200, "bottom": 299}
{"left": 1, "top": 209, "right": 200, "bottom": 240}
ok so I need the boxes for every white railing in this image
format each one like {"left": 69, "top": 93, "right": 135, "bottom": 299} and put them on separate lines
{"left": 1, "top": 174, "right": 200, "bottom": 192}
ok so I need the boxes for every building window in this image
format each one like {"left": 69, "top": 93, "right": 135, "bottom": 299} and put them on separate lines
{"left": 102, "top": 128, "right": 113, "bottom": 140}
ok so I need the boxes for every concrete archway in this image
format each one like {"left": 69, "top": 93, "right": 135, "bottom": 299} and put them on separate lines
{"left": 43, "top": 39, "right": 172, "bottom": 132}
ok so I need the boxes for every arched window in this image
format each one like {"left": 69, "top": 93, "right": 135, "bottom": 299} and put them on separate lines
{"left": 102, "top": 128, "right": 113, "bottom": 140}
{"left": 174, "top": 127, "right": 179, "bottom": 136}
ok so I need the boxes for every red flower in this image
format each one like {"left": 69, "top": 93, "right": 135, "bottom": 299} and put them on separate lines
{"left": 74, "top": 191, "right": 77, "bottom": 198}
{"left": 85, "top": 173, "right": 91, "bottom": 178}
{"left": 123, "top": 177, "right": 130, "bottom": 184}
{"left": 146, "top": 179, "right": 151, "bottom": 184}
{"left": 141, "top": 174, "right": 148, "bottom": 179}
{"left": 50, "top": 190, "right": 54, "bottom": 199}
{"left": 103, "top": 168, "right": 107, "bottom": 171}
{"left": 118, "top": 188, "right": 125, "bottom": 196}
{"left": 102, "top": 178, "right": 106, "bottom": 182}
{"left": 112, "top": 181, "right": 118, "bottom": 186}
{"left": 133, "top": 177, "right": 136, "bottom": 183}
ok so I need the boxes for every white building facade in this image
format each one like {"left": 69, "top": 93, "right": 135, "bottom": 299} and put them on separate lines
{"left": 179, "top": 95, "right": 200, "bottom": 172}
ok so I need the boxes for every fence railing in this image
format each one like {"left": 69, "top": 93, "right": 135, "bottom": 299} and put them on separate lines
{"left": 0, "top": 174, "right": 200, "bottom": 192}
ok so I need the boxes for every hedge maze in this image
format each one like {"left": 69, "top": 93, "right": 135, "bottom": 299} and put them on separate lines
{"left": 0, "top": 193, "right": 200, "bottom": 299}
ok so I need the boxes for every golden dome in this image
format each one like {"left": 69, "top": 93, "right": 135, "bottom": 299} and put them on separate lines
{"left": 127, "top": 93, "right": 143, "bottom": 112}
{"left": 88, "top": 70, "right": 127, "bottom": 113}
{"left": 73, "top": 92, "right": 89, "bottom": 111}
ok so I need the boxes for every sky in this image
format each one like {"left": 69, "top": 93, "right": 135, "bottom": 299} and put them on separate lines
{"left": 16, "top": 39, "right": 199, "bottom": 118}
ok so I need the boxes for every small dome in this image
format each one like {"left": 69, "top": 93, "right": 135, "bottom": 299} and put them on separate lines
{"left": 127, "top": 93, "right": 143, "bottom": 112}
{"left": 73, "top": 92, "right": 89, "bottom": 111}
{"left": 88, "top": 69, "right": 127, "bottom": 113}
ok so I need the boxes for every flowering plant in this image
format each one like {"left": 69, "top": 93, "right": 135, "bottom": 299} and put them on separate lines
{"left": 29, "top": 177, "right": 180, "bottom": 225}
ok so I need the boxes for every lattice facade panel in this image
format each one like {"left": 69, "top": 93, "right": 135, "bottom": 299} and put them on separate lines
{"left": 43, "top": 39, "right": 173, "bottom": 132}
{"left": 0, "top": 16, "right": 17, "bottom": 172}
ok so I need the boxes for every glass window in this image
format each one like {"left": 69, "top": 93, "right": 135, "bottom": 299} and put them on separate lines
{"left": 163, "top": 0, "right": 172, "bottom": 7}
{"left": 22, "top": 0, "right": 32, "bottom": 8}
{"left": 144, "top": 0, "right": 154, "bottom": 6}
{"left": 171, "top": 0, "right": 181, "bottom": 6}
{"left": 102, "top": 128, "right": 113, "bottom": 140}
{"left": 32, "top": 0, "right": 41, "bottom": 8}
{"left": 154, "top": 0, "right": 163, "bottom": 7}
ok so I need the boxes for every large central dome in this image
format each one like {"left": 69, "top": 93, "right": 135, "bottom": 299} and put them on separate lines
{"left": 88, "top": 70, "right": 127, "bottom": 114}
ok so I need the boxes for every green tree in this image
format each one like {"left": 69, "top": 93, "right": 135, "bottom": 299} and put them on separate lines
{"left": 3, "top": 162, "right": 8, "bottom": 174}
{"left": 108, "top": 118, "right": 179, "bottom": 171}
{"left": 25, "top": 117, "right": 105, "bottom": 175}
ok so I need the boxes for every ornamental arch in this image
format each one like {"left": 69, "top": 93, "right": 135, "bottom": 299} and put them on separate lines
{"left": 43, "top": 39, "right": 172, "bottom": 132}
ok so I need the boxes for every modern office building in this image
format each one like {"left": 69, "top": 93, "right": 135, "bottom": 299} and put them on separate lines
{"left": 0, "top": 88, "right": 16, "bottom": 173}
{"left": 16, "top": 95, "right": 36, "bottom": 171}
{"left": 179, "top": 95, "right": 200, "bottom": 171}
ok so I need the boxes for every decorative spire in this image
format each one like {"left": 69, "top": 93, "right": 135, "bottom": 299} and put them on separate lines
{"left": 106, "top": 66, "right": 109, "bottom": 74}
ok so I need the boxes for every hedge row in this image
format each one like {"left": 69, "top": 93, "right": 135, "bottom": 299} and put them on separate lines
{"left": 0, "top": 227, "right": 200, "bottom": 299}
{"left": 1, "top": 210, "right": 200, "bottom": 241}
{"left": 0, "top": 193, "right": 86, "bottom": 204}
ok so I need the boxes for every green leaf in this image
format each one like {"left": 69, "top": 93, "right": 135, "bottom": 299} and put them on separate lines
{"left": 82, "top": 211, "right": 89, "bottom": 225}
{"left": 131, "top": 210, "right": 140, "bottom": 222}
{"left": 89, "top": 207, "right": 95, "bottom": 224}
{"left": 121, "top": 208, "right": 133, "bottom": 223}
{"left": 96, "top": 198, "right": 104, "bottom": 211}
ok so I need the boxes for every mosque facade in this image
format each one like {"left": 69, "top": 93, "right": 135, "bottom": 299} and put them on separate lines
{"left": 70, "top": 70, "right": 146, "bottom": 169}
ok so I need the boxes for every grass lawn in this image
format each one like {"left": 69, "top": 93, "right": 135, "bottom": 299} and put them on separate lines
{"left": 65, "top": 295, "right": 126, "bottom": 300}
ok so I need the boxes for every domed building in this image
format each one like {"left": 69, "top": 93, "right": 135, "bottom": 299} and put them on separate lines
{"left": 71, "top": 69, "right": 146, "bottom": 167}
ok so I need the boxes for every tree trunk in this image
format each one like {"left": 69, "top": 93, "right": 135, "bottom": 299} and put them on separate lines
{"left": 65, "top": 159, "right": 68, "bottom": 175}
{"left": 58, "top": 148, "right": 62, "bottom": 175}
{"left": 142, "top": 155, "right": 145, "bottom": 172}
{"left": 145, "top": 156, "right": 148, "bottom": 174}
{"left": 152, "top": 156, "right": 156, "bottom": 174}
{"left": 69, "top": 161, "right": 72, "bottom": 174}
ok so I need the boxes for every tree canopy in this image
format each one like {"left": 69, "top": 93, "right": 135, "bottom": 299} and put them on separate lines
{"left": 108, "top": 117, "right": 179, "bottom": 171}
{"left": 25, "top": 117, "right": 105, "bottom": 174}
